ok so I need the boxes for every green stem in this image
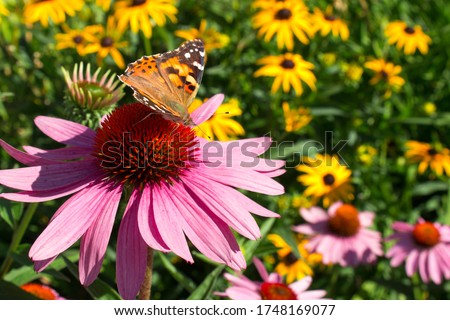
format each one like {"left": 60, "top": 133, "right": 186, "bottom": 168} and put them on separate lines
{"left": 0, "top": 203, "right": 38, "bottom": 278}
{"left": 137, "top": 247, "right": 154, "bottom": 300}
{"left": 143, "top": 32, "right": 152, "bottom": 54}
{"left": 411, "top": 273, "right": 423, "bottom": 300}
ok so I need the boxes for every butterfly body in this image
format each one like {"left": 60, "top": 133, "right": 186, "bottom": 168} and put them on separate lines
{"left": 119, "top": 39, "right": 205, "bottom": 126}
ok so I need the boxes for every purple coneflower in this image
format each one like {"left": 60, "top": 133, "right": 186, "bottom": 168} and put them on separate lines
{"left": 386, "top": 218, "right": 450, "bottom": 284}
{"left": 0, "top": 94, "right": 284, "bottom": 299}
{"left": 293, "top": 202, "right": 383, "bottom": 267}
{"left": 217, "top": 258, "right": 326, "bottom": 300}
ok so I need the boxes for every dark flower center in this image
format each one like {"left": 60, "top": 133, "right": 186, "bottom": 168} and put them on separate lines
{"left": 404, "top": 26, "right": 415, "bottom": 34}
{"left": 325, "top": 15, "right": 337, "bottom": 21}
{"left": 72, "top": 35, "right": 83, "bottom": 44}
{"left": 427, "top": 148, "right": 438, "bottom": 156}
{"left": 93, "top": 103, "right": 197, "bottom": 188}
{"left": 282, "top": 252, "right": 298, "bottom": 266}
{"left": 275, "top": 8, "right": 292, "bottom": 20}
{"left": 322, "top": 173, "right": 335, "bottom": 186}
{"left": 260, "top": 283, "right": 296, "bottom": 300}
{"left": 413, "top": 222, "right": 440, "bottom": 247}
{"left": 131, "top": 0, "right": 146, "bottom": 6}
{"left": 100, "top": 37, "right": 114, "bottom": 47}
{"left": 328, "top": 204, "right": 360, "bottom": 237}
{"left": 280, "top": 59, "right": 295, "bottom": 69}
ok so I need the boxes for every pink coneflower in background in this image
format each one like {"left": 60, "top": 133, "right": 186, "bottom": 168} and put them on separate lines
{"left": 0, "top": 94, "right": 285, "bottom": 299}
{"left": 293, "top": 202, "right": 383, "bottom": 267}
{"left": 386, "top": 219, "right": 450, "bottom": 284}
{"left": 217, "top": 258, "right": 327, "bottom": 300}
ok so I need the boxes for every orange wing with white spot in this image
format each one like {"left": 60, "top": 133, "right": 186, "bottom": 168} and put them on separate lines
{"left": 119, "top": 39, "right": 205, "bottom": 125}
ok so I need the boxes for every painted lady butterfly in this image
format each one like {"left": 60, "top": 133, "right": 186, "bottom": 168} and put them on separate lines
{"left": 119, "top": 39, "right": 205, "bottom": 126}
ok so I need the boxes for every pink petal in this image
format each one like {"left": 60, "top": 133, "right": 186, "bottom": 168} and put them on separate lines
{"left": 297, "top": 290, "right": 327, "bottom": 300}
{"left": 327, "top": 202, "right": 343, "bottom": 216}
{"left": 231, "top": 188, "right": 279, "bottom": 218}
{"left": 300, "top": 207, "right": 328, "bottom": 223}
{"left": 292, "top": 224, "right": 316, "bottom": 235}
{"left": 0, "top": 160, "right": 99, "bottom": 191}
{"left": 0, "top": 175, "right": 99, "bottom": 203}
{"left": 79, "top": 186, "right": 122, "bottom": 286}
{"left": 252, "top": 258, "right": 269, "bottom": 282}
{"left": 0, "top": 139, "right": 58, "bottom": 166}
{"left": 418, "top": 250, "right": 429, "bottom": 283}
{"left": 289, "top": 276, "right": 312, "bottom": 294}
{"left": 405, "top": 249, "right": 419, "bottom": 277}
{"left": 152, "top": 184, "right": 193, "bottom": 262}
{"left": 170, "top": 183, "right": 245, "bottom": 269}
{"left": 117, "top": 190, "right": 148, "bottom": 300}
{"left": 183, "top": 176, "right": 260, "bottom": 239}
{"left": 197, "top": 136, "right": 272, "bottom": 159}
{"left": 392, "top": 222, "right": 414, "bottom": 233}
{"left": 29, "top": 182, "right": 117, "bottom": 260}
{"left": 427, "top": 249, "right": 441, "bottom": 285}
{"left": 136, "top": 187, "right": 170, "bottom": 252}
{"left": 267, "top": 272, "right": 282, "bottom": 283}
{"left": 223, "top": 273, "right": 259, "bottom": 291}
{"left": 198, "top": 166, "right": 284, "bottom": 195}
{"left": 34, "top": 256, "right": 57, "bottom": 272}
{"left": 358, "top": 212, "right": 375, "bottom": 227}
{"left": 225, "top": 287, "right": 261, "bottom": 300}
{"left": 34, "top": 116, "right": 96, "bottom": 148}
{"left": 23, "top": 145, "right": 92, "bottom": 160}
{"left": 190, "top": 94, "right": 224, "bottom": 125}
{"left": 261, "top": 169, "right": 286, "bottom": 178}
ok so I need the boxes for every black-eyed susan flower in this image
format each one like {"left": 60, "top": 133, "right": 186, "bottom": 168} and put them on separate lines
{"left": 267, "top": 234, "right": 322, "bottom": 284}
{"left": 423, "top": 102, "right": 437, "bottom": 116}
{"left": 55, "top": 25, "right": 102, "bottom": 56}
{"left": 23, "top": 0, "right": 84, "bottom": 27}
{"left": 357, "top": 145, "right": 377, "bottom": 165}
{"left": 341, "top": 63, "right": 363, "bottom": 82}
{"left": 254, "top": 53, "right": 316, "bottom": 96}
{"left": 282, "top": 102, "right": 311, "bottom": 133}
{"left": 114, "top": 0, "right": 177, "bottom": 38}
{"left": 175, "top": 19, "right": 230, "bottom": 53}
{"left": 0, "top": 0, "right": 9, "bottom": 20}
{"left": 62, "top": 63, "right": 125, "bottom": 126}
{"left": 385, "top": 21, "right": 431, "bottom": 55}
{"left": 320, "top": 52, "right": 337, "bottom": 66}
{"left": 189, "top": 97, "right": 244, "bottom": 141}
{"left": 253, "top": 0, "right": 290, "bottom": 9}
{"left": 252, "top": 0, "right": 312, "bottom": 50}
{"left": 84, "top": 17, "right": 128, "bottom": 68}
{"left": 405, "top": 141, "right": 450, "bottom": 177}
{"left": 364, "top": 58, "right": 405, "bottom": 97}
{"left": 296, "top": 154, "right": 354, "bottom": 207}
{"left": 310, "top": 6, "right": 349, "bottom": 41}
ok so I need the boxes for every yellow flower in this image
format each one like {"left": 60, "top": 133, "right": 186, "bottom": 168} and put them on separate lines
{"left": 253, "top": 0, "right": 292, "bottom": 9}
{"left": 189, "top": 98, "right": 245, "bottom": 141}
{"left": 23, "top": 0, "right": 84, "bottom": 27}
{"left": 321, "top": 52, "right": 337, "bottom": 66}
{"left": 0, "top": 0, "right": 9, "bottom": 19}
{"left": 267, "top": 234, "right": 322, "bottom": 284}
{"left": 310, "top": 6, "right": 350, "bottom": 41}
{"left": 55, "top": 25, "right": 102, "bottom": 56}
{"left": 423, "top": 102, "right": 436, "bottom": 115}
{"left": 296, "top": 154, "right": 354, "bottom": 207}
{"left": 364, "top": 58, "right": 405, "bottom": 97}
{"left": 292, "top": 194, "right": 312, "bottom": 209}
{"left": 254, "top": 53, "right": 316, "bottom": 96}
{"left": 96, "top": 0, "right": 112, "bottom": 10}
{"left": 114, "top": 0, "right": 177, "bottom": 38}
{"left": 282, "top": 102, "right": 311, "bottom": 133}
{"left": 405, "top": 141, "right": 450, "bottom": 177}
{"left": 252, "top": 0, "right": 312, "bottom": 50}
{"left": 385, "top": 21, "right": 431, "bottom": 55}
{"left": 357, "top": 145, "right": 377, "bottom": 165}
{"left": 175, "top": 19, "right": 230, "bottom": 53}
{"left": 342, "top": 63, "right": 363, "bottom": 82}
{"left": 84, "top": 17, "right": 128, "bottom": 69}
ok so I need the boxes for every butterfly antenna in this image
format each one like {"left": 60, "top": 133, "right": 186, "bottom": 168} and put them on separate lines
{"left": 192, "top": 121, "right": 212, "bottom": 140}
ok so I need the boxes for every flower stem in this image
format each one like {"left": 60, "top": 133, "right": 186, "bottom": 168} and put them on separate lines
{"left": 0, "top": 203, "right": 38, "bottom": 278}
{"left": 411, "top": 273, "right": 423, "bottom": 300}
{"left": 138, "top": 247, "right": 154, "bottom": 300}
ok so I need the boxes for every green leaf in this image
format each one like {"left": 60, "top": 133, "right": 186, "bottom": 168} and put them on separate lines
{"left": 187, "top": 265, "right": 225, "bottom": 300}
{"left": 62, "top": 256, "right": 121, "bottom": 300}
{"left": 412, "top": 181, "right": 448, "bottom": 196}
{"left": 0, "top": 279, "right": 39, "bottom": 300}
{"left": 157, "top": 252, "right": 196, "bottom": 293}
{"left": 309, "top": 107, "right": 345, "bottom": 116}
{"left": 0, "top": 201, "right": 24, "bottom": 229}
{"left": 243, "top": 218, "right": 276, "bottom": 262}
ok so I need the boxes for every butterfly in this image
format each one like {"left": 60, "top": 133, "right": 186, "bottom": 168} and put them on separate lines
{"left": 118, "top": 39, "right": 205, "bottom": 127}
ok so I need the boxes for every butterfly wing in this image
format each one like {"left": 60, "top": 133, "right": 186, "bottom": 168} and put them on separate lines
{"left": 119, "top": 39, "right": 205, "bottom": 123}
